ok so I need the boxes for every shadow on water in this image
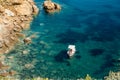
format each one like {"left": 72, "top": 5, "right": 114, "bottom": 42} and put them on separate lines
{"left": 54, "top": 50, "right": 69, "bottom": 62}
{"left": 89, "top": 48, "right": 105, "bottom": 56}
{"left": 55, "top": 29, "right": 88, "bottom": 44}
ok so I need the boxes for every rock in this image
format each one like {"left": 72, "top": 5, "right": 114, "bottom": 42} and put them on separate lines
{"left": 32, "top": 5, "right": 39, "bottom": 14}
{"left": 22, "top": 50, "right": 29, "bottom": 54}
{"left": 9, "top": 0, "right": 23, "bottom": 5}
{"left": 4, "top": 9, "right": 15, "bottom": 16}
{"left": 24, "top": 63, "right": 34, "bottom": 69}
{"left": 43, "top": 0, "right": 61, "bottom": 13}
{"left": 0, "top": 72, "right": 9, "bottom": 77}
{"left": 43, "top": 1, "right": 55, "bottom": 10}
{"left": 0, "top": 61, "right": 10, "bottom": 70}
{"left": 0, "top": 41, "right": 3, "bottom": 48}
{"left": 15, "top": 1, "right": 33, "bottom": 16}
{"left": 0, "top": 0, "right": 39, "bottom": 54}
{"left": 9, "top": 70, "right": 16, "bottom": 76}
{"left": 104, "top": 71, "right": 120, "bottom": 80}
{"left": 54, "top": 3, "right": 61, "bottom": 10}
{"left": 0, "top": 5, "right": 5, "bottom": 13}
{"left": 23, "top": 37, "right": 32, "bottom": 44}
{"left": 4, "top": 39, "right": 10, "bottom": 48}
{"left": 0, "top": 55, "right": 6, "bottom": 61}
{"left": 7, "top": 56, "right": 14, "bottom": 59}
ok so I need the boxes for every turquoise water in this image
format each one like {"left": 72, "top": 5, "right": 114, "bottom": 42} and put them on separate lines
{"left": 5, "top": 0, "right": 120, "bottom": 79}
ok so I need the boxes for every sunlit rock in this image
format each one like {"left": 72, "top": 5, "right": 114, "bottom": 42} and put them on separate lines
{"left": 4, "top": 9, "right": 15, "bottom": 16}
{"left": 15, "top": 1, "right": 33, "bottom": 16}
{"left": 43, "top": 0, "right": 61, "bottom": 13}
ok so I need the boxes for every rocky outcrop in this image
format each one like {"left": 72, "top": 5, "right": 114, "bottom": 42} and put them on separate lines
{"left": 43, "top": 0, "right": 61, "bottom": 13}
{"left": 0, "top": 0, "right": 39, "bottom": 54}
{"left": 104, "top": 71, "right": 120, "bottom": 80}
{"left": 0, "top": 0, "right": 39, "bottom": 77}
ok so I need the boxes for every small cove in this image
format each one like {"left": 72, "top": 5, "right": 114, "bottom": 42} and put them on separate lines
{"left": 5, "top": 0, "right": 120, "bottom": 79}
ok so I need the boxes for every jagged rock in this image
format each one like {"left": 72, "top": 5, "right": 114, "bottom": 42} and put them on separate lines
{"left": 43, "top": 0, "right": 61, "bottom": 13}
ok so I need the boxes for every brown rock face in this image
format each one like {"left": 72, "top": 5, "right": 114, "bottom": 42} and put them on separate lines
{"left": 43, "top": 0, "right": 61, "bottom": 13}
{"left": 0, "top": 0, "right": 39, "bottom": 54}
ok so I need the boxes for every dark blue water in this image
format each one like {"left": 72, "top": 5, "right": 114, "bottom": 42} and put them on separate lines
{"left": 5, "top": 0, "right": 120, "bottom": 79}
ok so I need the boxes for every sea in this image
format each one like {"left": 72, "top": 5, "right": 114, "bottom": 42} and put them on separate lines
{"left": 5, "top": 0, "right": 120, "bottom": 79}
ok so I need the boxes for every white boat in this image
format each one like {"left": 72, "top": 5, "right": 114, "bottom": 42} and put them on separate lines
{"left": 67, "top": 45, "right": 76, "bottom": 57}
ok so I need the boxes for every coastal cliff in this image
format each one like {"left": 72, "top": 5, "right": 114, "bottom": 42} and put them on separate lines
{"left": 0, "top": 0, "right": 39, "bottom": 54}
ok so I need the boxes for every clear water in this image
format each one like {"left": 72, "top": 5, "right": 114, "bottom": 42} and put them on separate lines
{"left": 5, "top": 0, "right": 120, "bottom": 79}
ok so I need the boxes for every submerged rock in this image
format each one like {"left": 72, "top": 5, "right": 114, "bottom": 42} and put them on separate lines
{"left": 22, "top": 50, "right": 30, "bottom": 54}
{"left": 43, "top": 0, "right": 61, "bottom": 13}
{"left": 23, "top": 37, "right": 32, "bottom": 44}
{"left": 24, "top": 63, "right": 34, "bottom": 69}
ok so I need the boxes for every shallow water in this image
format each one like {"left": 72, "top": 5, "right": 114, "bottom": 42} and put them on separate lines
{"left": 5, "top": 0, "right": 120, "bottom": 79}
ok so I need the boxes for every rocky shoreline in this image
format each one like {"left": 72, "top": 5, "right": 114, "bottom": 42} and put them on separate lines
{"left": 0, "top": 0, "right": 39, "bottom": 77}
{"left": 0, "top": 0, "right": 39, "bottom": 54}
